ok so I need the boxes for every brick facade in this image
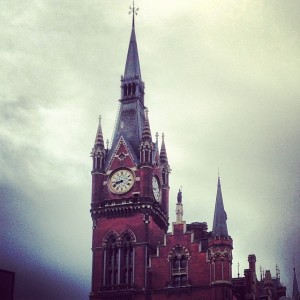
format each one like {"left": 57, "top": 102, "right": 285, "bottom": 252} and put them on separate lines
{"left": 89, "top": 13, "right": 286, "bottom": 300}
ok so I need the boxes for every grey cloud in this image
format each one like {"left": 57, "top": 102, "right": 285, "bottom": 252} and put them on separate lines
{"left": 0, "top": 1, "right": 299, "bottom": 299}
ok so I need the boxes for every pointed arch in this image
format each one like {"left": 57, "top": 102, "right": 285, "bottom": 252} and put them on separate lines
{"left": 102, "top": 230, "right": 136, "bottom": 288}
{"left": 168, "top": 245, "right": 190, "bottom": 287}
{"left": 120, "top": 229, "right": 136, "bottom": 286}
{"left": 103, "top": 231, "right": 121, "bottom": 286}
{"left": 102, "top": 230, "right": 120, "bottom": 247}
{"left": 120, "top": 229, "right": 136, "bottom": 243}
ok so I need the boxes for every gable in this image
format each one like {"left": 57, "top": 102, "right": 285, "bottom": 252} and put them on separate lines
{"left": 106, "top": 136, "right": 137, "bottom": 171}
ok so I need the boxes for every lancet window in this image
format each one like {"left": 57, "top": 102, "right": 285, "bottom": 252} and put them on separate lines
{"left": 103, "top": 230, "right": 135, "bottom": 288}
{"left": 105, "top": 234, "right": 119, "bottom": 286}
{"left": 120, "top": 233, "right": 134, "bottom": 285}
{"left": 169, "top": 246, "right": 189, "bottom": 287}
{"left": 123, "top": 83, "right": 137, "bottom": 97}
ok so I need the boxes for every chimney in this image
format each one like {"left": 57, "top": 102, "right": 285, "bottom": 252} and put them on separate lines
{"left": 248, "top": 254, "right": 256, "bottom": 275}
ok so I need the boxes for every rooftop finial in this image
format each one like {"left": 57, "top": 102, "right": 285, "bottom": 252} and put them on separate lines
{"left": 293, "top": 256, "right": 296, "bottom": 271}
{"left": 129, "top": 0, "right": 139, "bottom": 28}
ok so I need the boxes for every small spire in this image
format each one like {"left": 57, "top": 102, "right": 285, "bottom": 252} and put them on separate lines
{"left": 293, "top": 261, "right": 300, "bottom": 300}
{"left": 141, "top": 109, "right": 152, "bottom": 141}
{"left": 94, "top": 115, "right": 104, "bottom": 148}
{"left": 212, "top": 175, "right": 228, "bottom": 237}
{"left": 160, "top": 133, "right": 168, "bottom": 164}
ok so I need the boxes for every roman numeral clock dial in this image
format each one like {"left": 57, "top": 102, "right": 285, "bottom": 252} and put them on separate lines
{"left": 109, "top": 169, "right": 135, "bottom": 194}
{"left": 152, "top": 176, "right": 161, "bottom": 201}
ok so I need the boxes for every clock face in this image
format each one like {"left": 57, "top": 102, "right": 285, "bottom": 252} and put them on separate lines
{"left": 152, "top": 176, "right": 160, "bottom": 201}
{"left": 109, "top": 169, "right": 135, "bottom": 194}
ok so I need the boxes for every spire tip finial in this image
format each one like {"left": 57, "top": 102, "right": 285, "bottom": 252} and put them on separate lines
{"left": 129, "top": 0, "right": 139, "bottom": 28}
{"left": 155, "top": 132, "right": 159, "bottom": 142}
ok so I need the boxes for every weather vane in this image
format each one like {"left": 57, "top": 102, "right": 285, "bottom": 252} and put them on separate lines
{"left": 129, "top": 0, "right": 139, "bottom": 27}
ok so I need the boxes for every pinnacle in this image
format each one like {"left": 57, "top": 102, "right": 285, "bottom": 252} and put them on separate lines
{"left": 141, "top": 109, "right": 152, "bottom": 141}
{"left": 94, "top": 115, "right": 104, "bottom": 148}
{"left": 159, "top": 133, "right": 168, "bottom": 164}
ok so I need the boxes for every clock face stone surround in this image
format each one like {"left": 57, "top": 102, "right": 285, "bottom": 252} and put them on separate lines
{"left": 109, "top": 168, "right": 135, "bottom": 194}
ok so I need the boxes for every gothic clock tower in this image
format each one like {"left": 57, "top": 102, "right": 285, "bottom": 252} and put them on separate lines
{"left": 89, "top": 8, "right": 170, "bottom": 300}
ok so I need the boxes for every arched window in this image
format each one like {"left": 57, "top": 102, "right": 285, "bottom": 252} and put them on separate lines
{"left": 103, "top": 230, "right": 136, "bottom": 289}
{"left": 169, "top": 246, "right": 189, "bottom": 287}
{"left": 128, "top": 84, "right": 131, "bottom": 96}
{"left": 105, "top": 234, "right": 119, "bottom": 286}
{"left": 120, "top": 233, "right": 133, "bottom": 285}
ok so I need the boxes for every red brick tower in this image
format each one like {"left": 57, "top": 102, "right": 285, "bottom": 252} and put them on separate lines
{"left": 89, "top": 7, "right": 170, "bottom": 300}
{"left": 208, "top": 176, "right": 233, "bottom": 300}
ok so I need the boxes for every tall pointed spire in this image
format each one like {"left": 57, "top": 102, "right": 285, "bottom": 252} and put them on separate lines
{"left": 293, "top": 265, "right": 300, "bottom": 300}
{"left": 212, "top": 176, "right": 228, "bottom": 237}
{"left": 124, "top": 1, "right": 141, "bottom": 80}
{"left": 108, "top": 2, "right": 145, "bottom": 164}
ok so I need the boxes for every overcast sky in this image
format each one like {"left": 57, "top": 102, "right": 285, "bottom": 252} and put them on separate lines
{"left": 0, "top": 1, "right": 299, "bottom": 299}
